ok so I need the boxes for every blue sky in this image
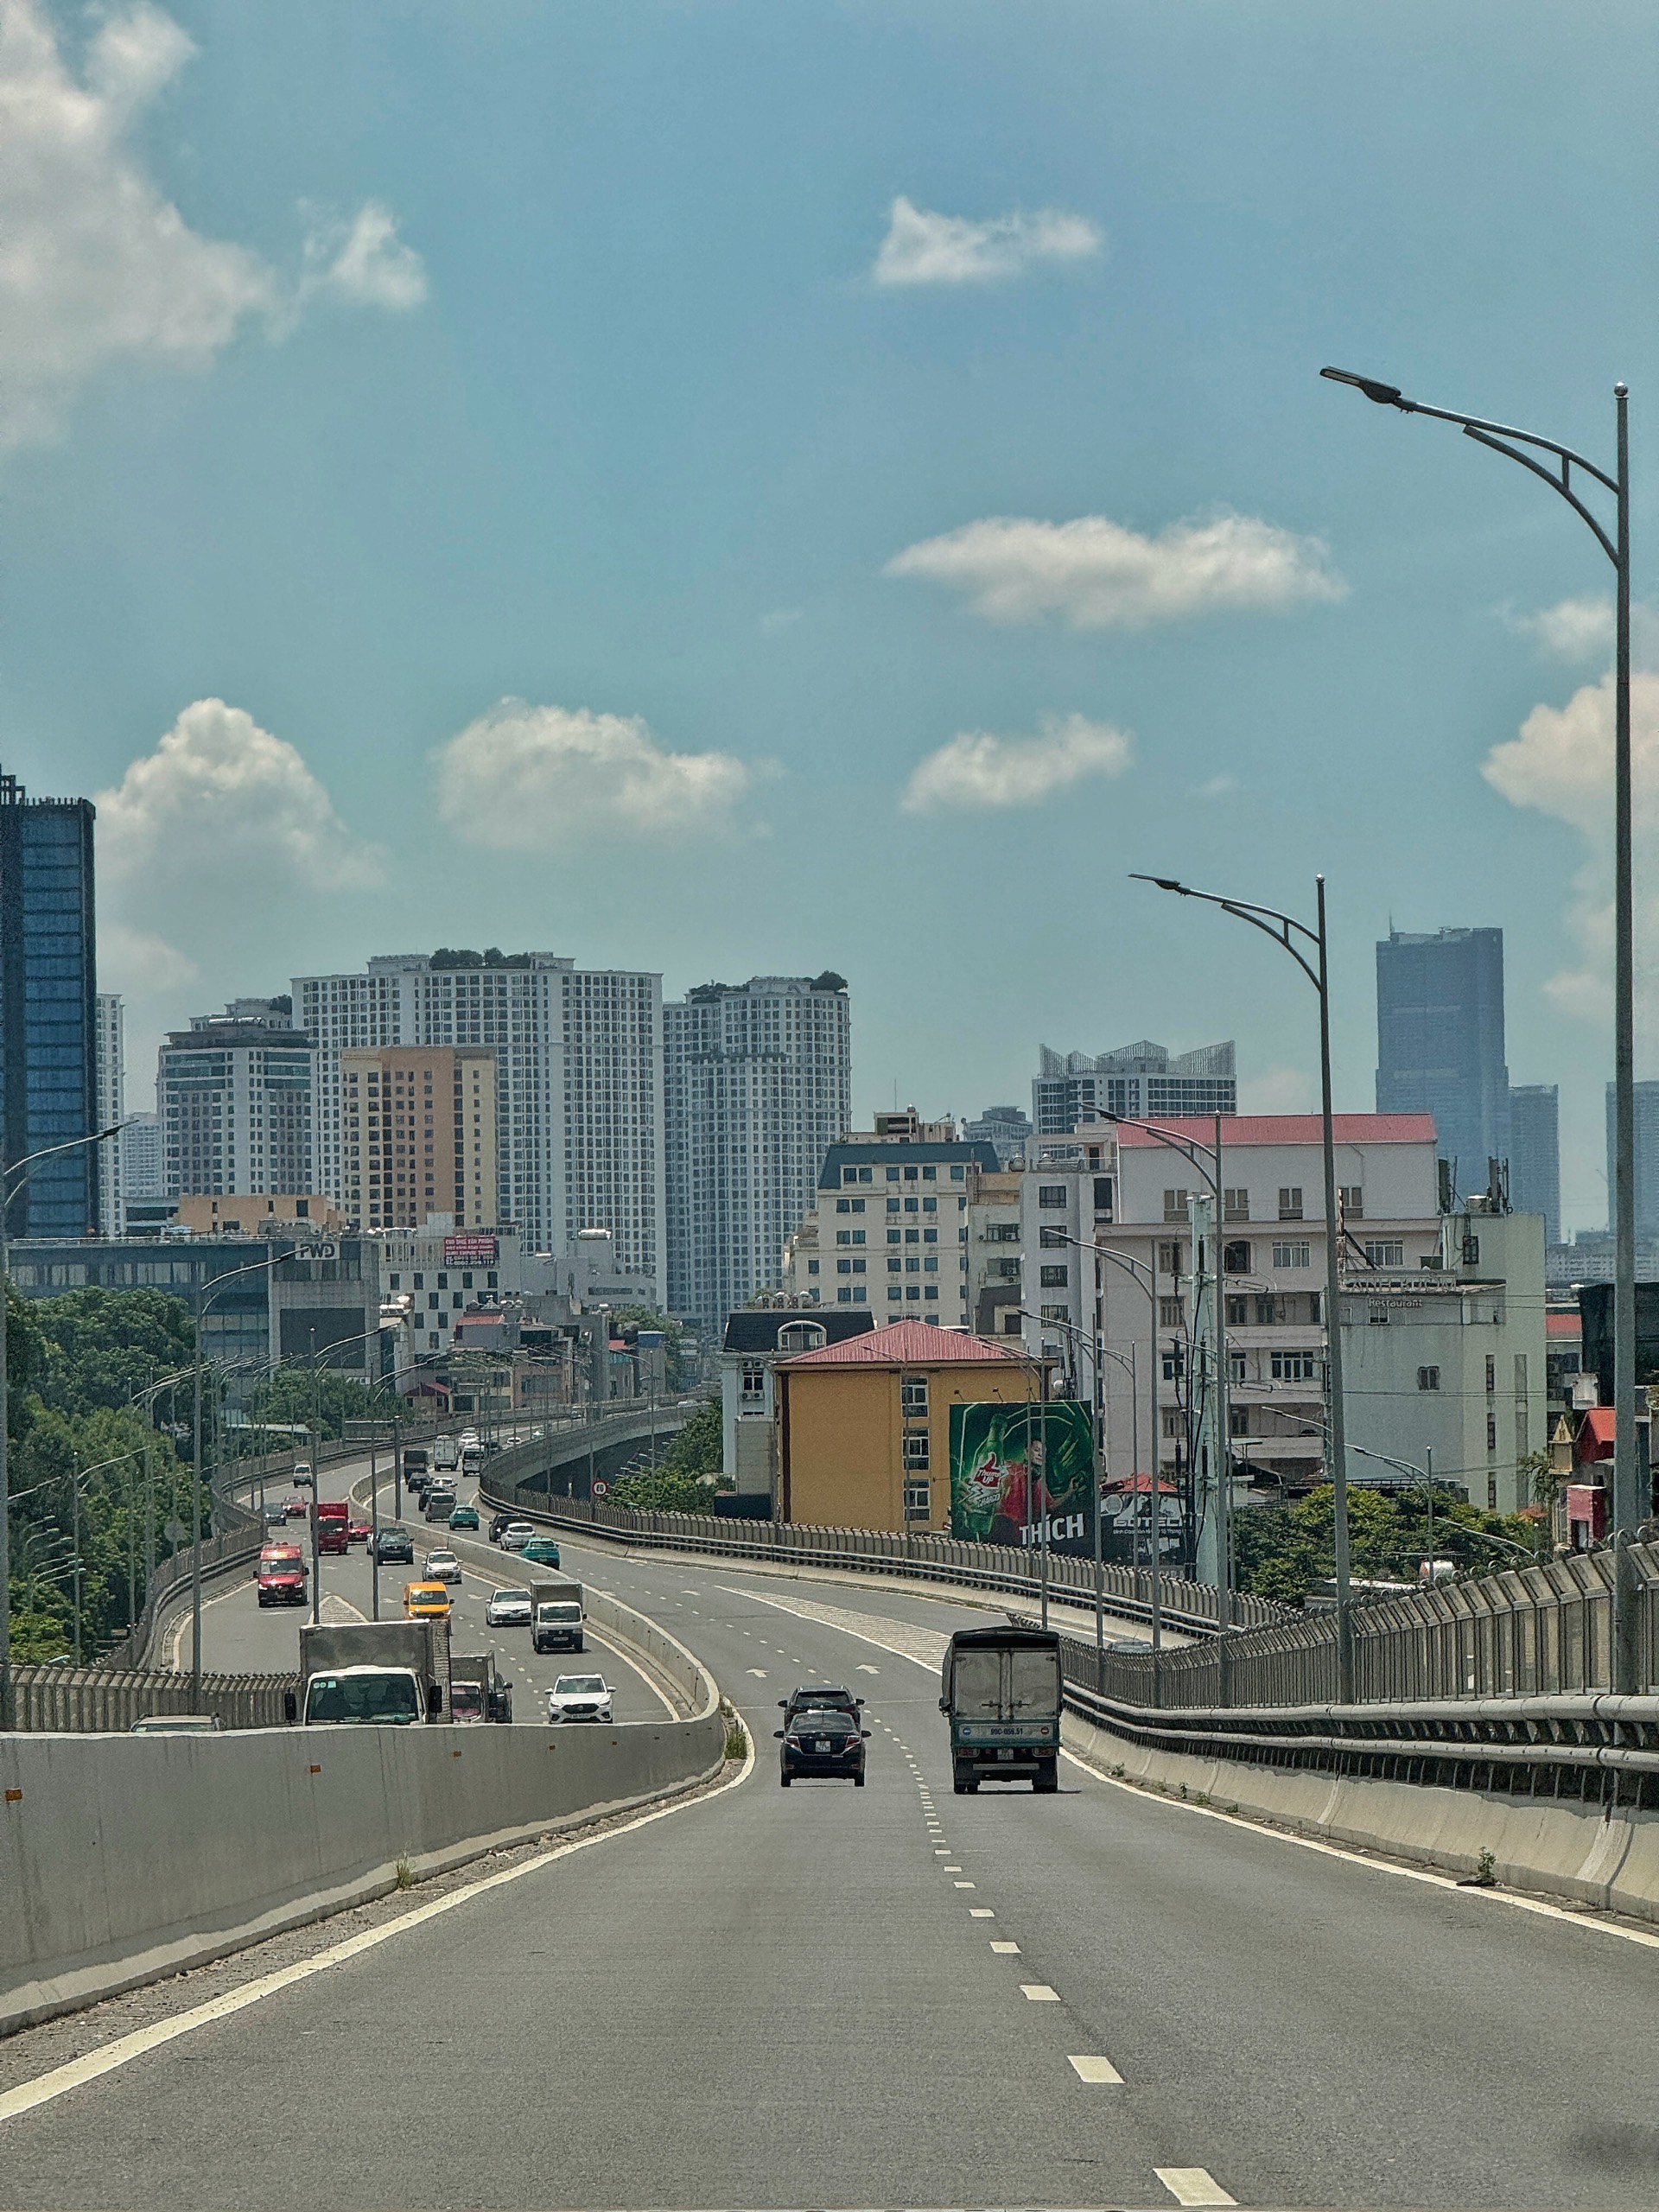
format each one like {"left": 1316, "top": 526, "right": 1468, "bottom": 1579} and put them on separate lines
{"left": 3, "top": 0, "right": 1655, "bottom": 1230}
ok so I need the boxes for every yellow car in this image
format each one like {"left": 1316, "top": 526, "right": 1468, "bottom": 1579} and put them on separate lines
{"left": 404, "top": 1580, "right": 453, "bottom": 1619}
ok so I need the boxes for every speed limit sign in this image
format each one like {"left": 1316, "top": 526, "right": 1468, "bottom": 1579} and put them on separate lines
{"left": 590, "top": 1478, "right": 611, "bottom": 1500}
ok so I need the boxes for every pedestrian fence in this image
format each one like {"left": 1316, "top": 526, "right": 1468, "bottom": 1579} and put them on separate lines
{"left": 8, "top": 1662, "right": 296, "bottom": 1733}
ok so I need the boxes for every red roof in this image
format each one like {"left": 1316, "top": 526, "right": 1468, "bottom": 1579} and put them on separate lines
{"left": 1546, "top": 1312, "right": 1583, "bottom": 1338}
{"left": 1115, "top": 1113, "right": 1437, "bottom": 1149}
{"left": 1579, "top": 1408, "right": 1616, "bottom": 1456}
{"left": 778, "top": 1319, "right": 1033, "bottom": 1368}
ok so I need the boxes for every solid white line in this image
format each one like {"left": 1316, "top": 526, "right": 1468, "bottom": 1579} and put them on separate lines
{"left": 0, "top": 1731, "right": 756, "bottom": 2126}
{"left": 1069, "top": 2054, "right": 1124, "bottom": 2084}
{"left": 1020, "top": 1982, "right": 1058, "bottom": 2001}
{"left": 1156, "top": 2165, "right": 1236, "bottom": 2205}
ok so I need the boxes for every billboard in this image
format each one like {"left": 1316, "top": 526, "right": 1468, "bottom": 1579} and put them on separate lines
{"left": 949, "top": 1399, "right": 1096, "bottom": 1559}
{"left": 443, "top": 1235, "right": 499, "bottom": 1266}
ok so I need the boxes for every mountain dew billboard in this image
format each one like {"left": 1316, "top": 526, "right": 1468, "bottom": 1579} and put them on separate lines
{"left": 949, "top": 1400, "right": 1096, "bottom": 1559}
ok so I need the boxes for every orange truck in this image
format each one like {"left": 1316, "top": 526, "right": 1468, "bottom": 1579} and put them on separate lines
{"left": 315, "top": 1499, "right": 351, "bottom": 1554}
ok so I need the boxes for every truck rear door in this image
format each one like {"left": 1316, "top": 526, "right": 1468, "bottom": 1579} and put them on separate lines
{"left": 951, "top": 1648, "right": 1004, "bottom": 1719}
{"left": 1007, "top": 1647, "right": 1063, "bottom": 1720}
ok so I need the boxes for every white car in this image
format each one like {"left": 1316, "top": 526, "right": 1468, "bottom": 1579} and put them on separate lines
{"left": 426, "top": 1548, "right": 462, "bottom": 1585}
{"left": 546, "top": 1675, "right": 614, "bottom": 1725}
{"left": 486, "top": 1586, "right": 532, "bottom": 1627}
{"left": 499, "top": 1522, "right": 537, "bottom": 1553}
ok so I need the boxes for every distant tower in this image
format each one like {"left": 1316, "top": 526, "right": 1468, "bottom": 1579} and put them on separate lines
{"left": 1376, "top": 927, "right": 1510, "bottom": 1196}
{"left": 1509, "top": 1084, "right": 1560, "bottom": 1244}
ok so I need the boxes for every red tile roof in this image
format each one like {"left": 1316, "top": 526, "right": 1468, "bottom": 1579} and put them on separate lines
{"left": 1546, "top": 1312, "right": 1583, "bottom": 1338}
{"left": 1579, "top": 1407, "right": 1616, "bottom": 1452}
{"left": 1114, "top": 1113, "right": 1437, "bottom": 1148}
{"left": 777, "top": 1319, "right": 1032, "bottom": 1368}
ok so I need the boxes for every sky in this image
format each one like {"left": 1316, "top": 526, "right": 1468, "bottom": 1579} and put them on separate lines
{"left": 2, "top": 0, "right": 1656, "bottom": 1233}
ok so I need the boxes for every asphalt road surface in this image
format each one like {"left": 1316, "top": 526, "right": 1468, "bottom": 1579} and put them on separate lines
{"left": 9, "top": 1529, "right": 1659, "bottom": 2209}
{"left": 168, "top": 1459, "right": 673, "bottom": 1722}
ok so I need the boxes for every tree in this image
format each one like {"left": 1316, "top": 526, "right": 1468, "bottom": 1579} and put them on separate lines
{"left": 607, "top": 1306, "right": 691, "bottom": 1391}
{"left": 608, "top": 1463, "right": 716, "bottom": 1513}
{"left": 1234, "top": 1484, "right": 1546, "bottom": 1607}
{"left": 247, "top": 1364, "right": 406, "bottom": 1441}
{"left": 662, "top": 1396, "right": 721, "bottom": 1480}
{"left": 30, "top": 1287, "right": 193, "bottom": 1418}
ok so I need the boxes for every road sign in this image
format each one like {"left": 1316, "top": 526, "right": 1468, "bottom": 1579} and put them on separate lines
{"left": 590, "top": 1478, "right": 611, "bottom": 1500}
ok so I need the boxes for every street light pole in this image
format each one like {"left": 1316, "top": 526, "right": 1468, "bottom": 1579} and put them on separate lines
{"left": 1320, "top": 365, "right": 1636, "bottom": 1685}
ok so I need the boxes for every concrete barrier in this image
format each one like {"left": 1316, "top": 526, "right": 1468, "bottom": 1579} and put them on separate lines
{"left": 1064, "top": 1708, "right": 1659, "bottom": 1924}
{"left": 0, "top": 1599, "right": 727, "bottom": 2036}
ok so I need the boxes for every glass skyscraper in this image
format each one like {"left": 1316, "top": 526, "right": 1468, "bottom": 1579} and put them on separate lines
{"left": 1509, "top": 1083, "right": 1560, "bottom": 1245}
{"left": 0, "top": 771, "right": 99, "bottom": 1237}
{"left": 1606, "top": 1080, "right": 1659, "bottom": 1240}
{"left": 1375, "top": 927, "right": 1510, "bottom": 1196}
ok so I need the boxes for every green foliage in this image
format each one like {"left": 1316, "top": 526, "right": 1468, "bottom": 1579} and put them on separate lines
{"left": 246, "top": 1364, "right": 406, "bottom": 1441}
{"left": 5, "top": 1285, "right": 45, "bottom": 1445}
{"left": 606, "top": 1306, "right": 691, "bottom": 1390}
{"left": 30, "top": 1287, "right": 194, "bottom": 1418}
{"left": 1520, "top": 1449, "right": 1563, "bottom": 1510}
{"left": 607, "top": 1461, "right": 716, "bottom": 1512}
{"left": 1233, "top": 1484, "right": 1545, "bottom": 1607}
{"left": 662, "top": 1396, "right": 721, "bottom": 1480}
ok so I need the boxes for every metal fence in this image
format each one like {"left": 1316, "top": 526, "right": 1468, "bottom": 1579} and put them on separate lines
{"left": 9, "top": 1662, "right": 296, "bottom": 1733}
{"left": 478, "top": 1468, "right": 1293, "bottom": 1639}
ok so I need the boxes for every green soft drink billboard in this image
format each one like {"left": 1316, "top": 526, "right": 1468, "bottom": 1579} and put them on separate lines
{"left": 949, "top": 1399, "right": 1096, "bottom": 1558}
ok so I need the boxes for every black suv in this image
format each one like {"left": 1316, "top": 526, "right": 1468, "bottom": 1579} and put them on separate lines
{"left": 779, "top": 1684, "right": 863, "bottom": 1728}
{"left": 489, "top": 1512, "right": 516, "bottom": 1543}
{"left": 375, "top": 1523, "right": 415, "bottom": 1565}
{"left": 778, "top": 1705, "right": 868, "bottom": 1787}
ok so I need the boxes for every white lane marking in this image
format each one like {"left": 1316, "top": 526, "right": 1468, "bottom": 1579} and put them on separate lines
{"left": 1156, "top": 2167, "right": 1235, "bottom": 2206}
{"left": 969, "top": 1908, "right": 995, "bottom": 1918}
{"left": 990, "top": 1941, "right": 1020, "bottom": 1955}
{"left": 1020, "top": 1983, "right": 1058, "bottom": 2001}
{"left": 1060, "top": 1739, "right": 1659, "bottom": 1955}
{"left": 0, "top": 1729, "right": 756, "bottom": 2126}
{"left": 1069, "top": 2054, "right": 1124, "bottom": 2084}
{"left": 855, "top": 1663, "right": 880, "bottom": 1675}
{"left": 953, "top": 1880, "right": 976, "bottom": 1890}
{"left": 679, "top": 1589, "right": 701, "bottom": 1596}
{"left": 933, "top": 1848, "right": 951, "bottom": 1856}
{"left": 747, "top": 1669, "right": 768, "bottom": 1679}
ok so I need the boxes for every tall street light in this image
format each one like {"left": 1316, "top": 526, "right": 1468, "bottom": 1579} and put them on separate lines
{"left": 1134, "top": 871, "right": 1356, "bottom": 1700}
{"left": 1321, "top": 365, "right": 1637, "bottom": 1683}
{"left": 192, "top": 1252, "right": 285, "bottom": 1701}
{"left": 0, "top": 1120, "right": 128, "bottom": 1729}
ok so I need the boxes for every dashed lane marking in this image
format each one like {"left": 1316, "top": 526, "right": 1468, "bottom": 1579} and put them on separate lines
{"left": 990, "top": 1941, "right": 1020, "bottom": 1955}
{"left": 1156, "top": 2168, "right": 1236, "bottom": 2206}
{"left": 953, "top": 1880, "right": 976, "bottom": 1890}
{"left": 969, "top": 1908, "right": 995, "bottom": 1918}
{"left": 1069, "top": 2055, "right": 1124, "bottom": 2085}
{"left": 1020, "top": 1983, "right": 1059, "bottom": 2001}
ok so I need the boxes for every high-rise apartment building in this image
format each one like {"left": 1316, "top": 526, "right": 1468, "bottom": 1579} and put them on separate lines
{"left": 0, "top": 772, "right": 99, "bottom": 1237}
{"left": 158, "top": 999, "right": 315, "bottom": 1198}
{"left": 1510, "top": 1084, "right": 1561, "bottom": 1244}
{"left": 1376, "top": 927, "right": 1510, "bottom": 1192}
{"left": 1606, "top": 1080, "right": 1659, "bottom": 1239}
{"left": 119, "top": 1112, "right": 163, "bottom": 1199}
{"left": 340, "top": 1044, "right": 498, "bottom": 1230}
{"left": 1033, "top": 1041, "right": 1236, "bottom": 1137}
{"left": 664, "top": 975, "right": 852, "bottom": 1337}
{"left": 293, "top": 952, "right": 665, "bottom": 1296}
{"left": 95, "top": 993, "right": 124, "bottom": 1236}
{"left": 964, "top": 1105, "right": 1032, "bottom": 1167}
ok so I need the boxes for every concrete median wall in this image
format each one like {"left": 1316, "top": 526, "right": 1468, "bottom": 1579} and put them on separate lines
{"left": 1064, "top": 1709, "right": 1659, "bottom": 1924}
{"left": 0, "top": 1617, "right": 726, "bottom": 2037}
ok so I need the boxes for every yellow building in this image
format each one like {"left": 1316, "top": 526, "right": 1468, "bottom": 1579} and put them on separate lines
{"left": 773, "top": 1318, "right": 1052, "bottom": 1535}
{"left": 340, "top": 1045, "right": 498, "bottom": 1231}
{"left": 169, "top": 1192, "right": 339, "bottom": 1236}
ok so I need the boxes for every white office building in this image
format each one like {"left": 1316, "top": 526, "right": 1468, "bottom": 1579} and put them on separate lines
{"left": 664, "top": 975, "right": 852, "bottom": 1337}
{"left": 158, "top": 1000, "right": 315, "bottom": 1199}
{"left": 1033, "top": 1039, "right": 1236, "bottom": 1137}
{"left": 293, "top": 953, "right": 665, "bottom": 1298}
{"left": 94, "top": 992, "right": 124, "bottom": 1235}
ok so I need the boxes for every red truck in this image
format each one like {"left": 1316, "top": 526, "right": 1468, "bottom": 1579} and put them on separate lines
{"left": 315, "top": 1499, "right": 351, "bottom": 1555}
{"left": 257, "top": 1545, "right": 308, "bottom": 1606}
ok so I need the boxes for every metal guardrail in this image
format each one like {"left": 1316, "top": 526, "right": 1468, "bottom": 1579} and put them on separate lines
{"left": 9, "top": 1662, "right": 296, "bottom": 1733}
{"left": 477, "top": 1468, "right": 1290, "bottom": 1640}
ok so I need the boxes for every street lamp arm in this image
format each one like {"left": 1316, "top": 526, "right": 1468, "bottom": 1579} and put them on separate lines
{"left": 1128, "top": 875, "right": 1322, "bottom": 991}
{"left": 1097, "top": 1112, "right": 1220, "bottom": 1188}
{"left": 1319, "top": 367, "right": 1619, "bottom": 498}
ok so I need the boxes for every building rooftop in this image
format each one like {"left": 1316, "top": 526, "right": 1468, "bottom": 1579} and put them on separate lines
{"left": 721, "top": 1309, "right": 875, "bottom": 1354}
{"left": 777, "top": 1319, "right": 1034, "bottom": 1368}
{"left": 818, "top": 1137, "right": 999, "bottom": 1189}
{"left": 1115, "top": 1112, "right": 1437, "bottom": 1149}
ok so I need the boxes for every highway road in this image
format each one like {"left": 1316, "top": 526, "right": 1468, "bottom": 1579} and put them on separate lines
{"left": 9, "top": 1522, "right": 1659, "bottom": 2207}
{"left": 165, "top": 1458, "right": 675, "bottom": 1723}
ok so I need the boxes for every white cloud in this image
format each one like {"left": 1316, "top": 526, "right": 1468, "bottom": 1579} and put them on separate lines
{"left": 886, "top": 512, "right": 1344, "bottom": 631}
{"left": 901, "top": 714, "right": 1132, "bottom": 815}
{"left": 874, "top": 195, "right": 1103, "bottom": 287}
{"left": 99, "top": 921, "right": 199, "bottom": 998}
{"left": 434, "top": 701, "right": 760, "bottom": 849}
{"left": 1194, "top": 773, "right": 1238, "bottom": 801}
{"left": 298, "top": 201, "right": 427, "bottom": 314}
{"left": 1481, "top": 669, "right": 1659, "bottom": 1033}
{"left": 98, "top": 696, "right": 385, "bottom": 893}
{"left": 1507, "top": 595, "right": 1616, "bottom": 662}
{"left": 0, "top": 0, "right": 425, "bottom": 447}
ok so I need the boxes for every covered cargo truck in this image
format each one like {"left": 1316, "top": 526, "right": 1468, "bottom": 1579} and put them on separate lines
{"left": 292, "top": 1618, "right": 452, "bottom": 1726}
{"left": 939, "top": 1625, "right": 1062, "bottom": 1794}
{"left": 450, "top": 1649, "right": 513, "bottom": 1724}
{"left": 529, "top": 1574, "right": 585, "bottom": 1655}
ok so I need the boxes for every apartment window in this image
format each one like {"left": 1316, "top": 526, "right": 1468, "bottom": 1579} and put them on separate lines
{"left": 1161, "top": 1409, "right": 1184, "bottom": 1439}
{"left": 837, "top": 1288, "right": 853, "bottom": 1303}
{"left": 1039, "top": 1264, "right": 1068, "bottom": 1288}
{"left": 924, "top": 1286, "right": 938, "bottom": 1300}
{"left": 1253, "top": 1295, "right": 1279, "bottom": 1326}
{"left": 887, "top": 1230, "right": 902, "bottom": 1246}
{"left": 741, "top": 1362, "right": 766, "bottom": 1402}
{"left": 836, "top": 1198, "right": 851, "bottom": 1214}
{"left": 1158, "top": 1241, "right": 1183, "bottom": 1276}
{"left": 987, "top": 1223, "right": 1020, "bottom": 1243}
{"left": 1163, "top": 1187, "right": 1189, "bottom": 1222}
{"left": 991, "top": 1257, "right": 1020, "bottom": 1282}
{"left": 1363, "top": 1241, "right": 1404, "bottom": 1268}
{"left": 1041, "top": 1303, "right": 1069, "bottom": 1324}
{"left": 852, "top": 1230, "right": 866, "bottom": 1246}
{"left": 901, "top": 1376, "right": 928, "bottom": 1418}
{"left": 852, "top": 1259, "right": 866, "bottom": 1274}
{"left": 1271, "top": 1351, "right": 1319, "bottom": 1382}
{"left": 1462, "top": 1236, "right": 1481, "bottom": 1266}
{"left": 924, "top": 1256, "right": 938, "bottom": 1273}
{"left": 1277, "top": 1187, "right": 1304, "bottom": 1222}
{"left": 887, "top": 1199, "right": 900, "bottom": 1216}
{"left": 1272, "top": 1241, "right": 1311, "bottom": 1270}
{"left": 923, "top": 1198, "right": 938, "bottom": 1214}
{"left": 902, "top": 1427, "right": 931, "bottom": 1471}
{"left": 1418, "top": 1365, "right": 1441, "bottom": 1391}
{"left": 1486, "top": 1414, "right": 1498, "bottom": 1452}
{"left": 837, "top": 1259, "right": 852, "bottom": 1274}
{"left": 950, "top": 1165, "right": 965, "bottom": 1182}
{"left": 807, "top": 1259, "right": 819, "bottom": 1276}
{"left": 1159, "top": 1296, "right": 1183, "bottom": 1327}
{"left": 1223, "top": 1187, "right": 1250, "bottom": 1223}
{"left": 842, "top": 1167, "right": 858, "bottom": 1185}
{"left": 1229, "top": 1351, "right": 1248, "bottom": 1383}
{"left": 903, "top": 1475, "right": 931, "bottom": 1519}
{"left": 1223, "top": 1241, "right": 1252, "bottom": 1274}
{"left": 1093, "top": 1176, "right": 1115, "bottom": 1217}
{"left": 1230, "top": 1408, "right": 1252, "bottom": 1436}
{"left": 1339, "top": 1185, "right": 1364, "bottom": 1221}
{"left": 1514, "top": 1354, "right": 1529, "bottom": 1395}
{"left": 1039, "top": 1225, "right": 1066, "bottom": 1249}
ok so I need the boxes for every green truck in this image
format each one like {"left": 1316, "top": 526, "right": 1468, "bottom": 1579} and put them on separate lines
{"left": 939, "top": 1624, "right": 1063, "bottom": 1795}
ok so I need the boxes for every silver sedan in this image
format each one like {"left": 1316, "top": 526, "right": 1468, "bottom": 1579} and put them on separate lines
{"left": 425, "top": 1548, "right": 463, "bottom": 1585}
{"left": 486, "top": 1586, "right": 532, "bottom": 1626}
